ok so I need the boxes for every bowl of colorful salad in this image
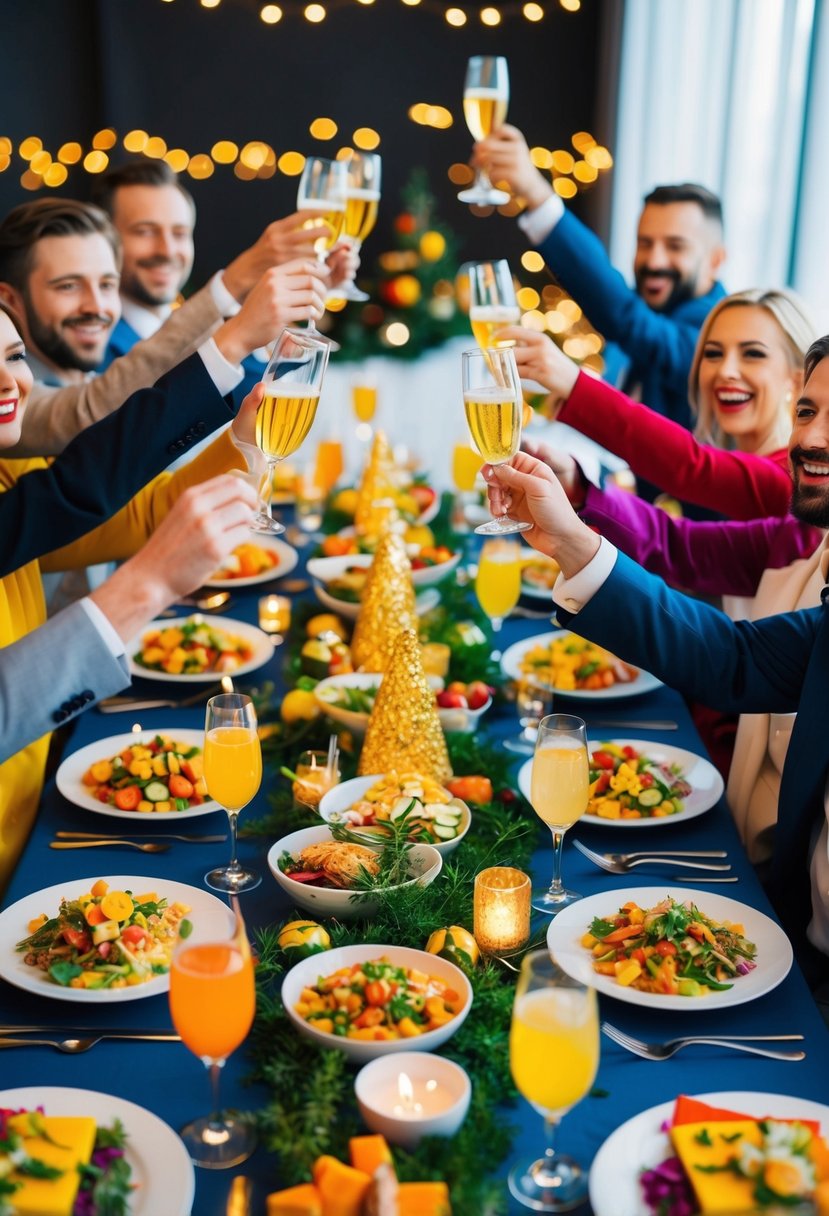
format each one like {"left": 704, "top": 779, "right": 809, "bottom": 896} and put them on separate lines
{"left": 319, "top": 772, "right": 471, "bottom": 855}
{"left": 281, "top": 942, "right": 473, "bottom": 1062}
{"left": 266, "top": 825, "right": 443, "bottom": 919}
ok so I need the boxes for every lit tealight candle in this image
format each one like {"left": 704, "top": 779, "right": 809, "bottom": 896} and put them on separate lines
{"left": 355, "top": 1053, "right": 471, "bottom": 1149}
{"left": 258, "top": 594, "right": 291, "bottom": 636}
{"left": 473, "top": 866, "right": 531, "bottom": 957}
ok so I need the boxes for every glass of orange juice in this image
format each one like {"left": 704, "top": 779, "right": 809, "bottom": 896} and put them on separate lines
{"left": 203, "top": 693, "right": 262, "bottom": 893}
{"left": 169, "top": 912, "right": 257, "bottom": 1168}
{"left": 314, "top": 438, "right": 345, "bottom": 496}
{"left": 475, "top": 537, "right": 523, "bottom": 635}
{"left": 530, "top": 714, "right": 589, "bottom": 913}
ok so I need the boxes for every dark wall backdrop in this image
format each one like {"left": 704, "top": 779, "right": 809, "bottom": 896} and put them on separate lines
{"left": 2, "top": 0, "right": 617, "bottom": 290}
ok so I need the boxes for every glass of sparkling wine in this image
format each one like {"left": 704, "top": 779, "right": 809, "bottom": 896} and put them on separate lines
{"left": 169, "top": 912, "right": 257, "bottom": 1168}
{"left": 203, "top": 693, "right": 263, "bottom": 893}
{"left": 333, "top": 151, "right": 381, "bottom": 303}
{"left": 458, "top": 55, "right": 510, "bottom": 206}
{"left": 462, "top": 345, "right": 531, "bottom": 535}
{"left": 297, "top": 155, "right": 347, "bottom": 349}
{"left": 475, "top": 537, "right": 522, "bottom": 634}
{"left": 468, "top": 259, "right": 519, "bottom": 349}
{"left": 530, "top": 714, "right": 589, "bottom": 913}
{"left": 509, "top": 950, "right": 599, "bottom": 1211}
{"left": 251, "top": 328, "right": 329, "bottom": 535}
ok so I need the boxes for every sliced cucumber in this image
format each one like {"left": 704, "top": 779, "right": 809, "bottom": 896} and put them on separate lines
{"left": 390, "top": 797, "right": 420, "bottom": 821}
{"left": 433, "top": 823, "right": 459, "bottom": 840}
{"left": 144, "top": 781, "right": 170, "bottom": 802}
{"left": 433, "top": 810, "right": 462, "bottom": 826}
{"left": 637, "top": 788, "right": 663, "bottom": 808}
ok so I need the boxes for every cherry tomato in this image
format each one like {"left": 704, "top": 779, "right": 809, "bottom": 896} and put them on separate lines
{"left": 114, "top": 785, "right": 142, "bottom": 811}
{"left": 364, "top": 980, "right": 388, "bottom": 1007}
{"left": 591, "top": 751, "right": 616, "bottom": 770}
{"left": 654, "top": 940, "right": 678, "bottom": 957}
{"left": 62, "top": 926, "right": 92, "bottom": 953}
{"left": 121, "top": 925, "right": 148, "bottom": 946}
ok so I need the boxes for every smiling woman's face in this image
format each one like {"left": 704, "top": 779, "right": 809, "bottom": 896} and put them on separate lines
{"left": 0, "top": 308, "right": 34, "bottom": 450}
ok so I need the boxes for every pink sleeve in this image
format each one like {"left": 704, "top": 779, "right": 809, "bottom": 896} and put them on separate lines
{"left": 558, "top": 372, "right": 792, "bottom": 520}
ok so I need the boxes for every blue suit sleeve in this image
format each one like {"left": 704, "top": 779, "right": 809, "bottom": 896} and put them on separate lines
{"left": 556, "top": 551, "right": 815, "bottom": 713}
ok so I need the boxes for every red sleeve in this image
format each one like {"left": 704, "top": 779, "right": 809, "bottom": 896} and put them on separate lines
{"left": 558, "top": 372, "right": 792, "bottom": 520}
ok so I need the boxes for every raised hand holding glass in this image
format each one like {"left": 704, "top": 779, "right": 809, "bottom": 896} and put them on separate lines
{"left": 297, "top": 156, "right": 347, "bottom": 349}
{"left": 462, "top": 345, "right": 531, "bottom": 535}
{"left": 468, "top": 259, "right": 519, "bottom": 349}
{"left": 458, "top": 56, "right": 510, "bottom": 206}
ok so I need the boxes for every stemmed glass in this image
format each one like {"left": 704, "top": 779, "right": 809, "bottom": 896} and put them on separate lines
{"left": 203, "top": 693, "right": 262, "bottom": 893}
{"left": 461, "top": 345, "right": 531, "bottom": 535}
{"left": 458, "top": 56, "right": 510, "bottom": 206}
{"left": 251, "top": 328, "right": 329, "bottom": 535}
{"left": 352, "top": 377, "right": 378, "bottom": 443}
{"left": 297, "top": 155, "right": 347, "bottom": 349}
{"left": 530, "top": 714, "right": 589, "bottom": 913}
{"left": 503, "top": 677, "right": 554, "bottom": 756}
{"left": 169, "top": 912, "right": 257, "bottom": 1168}
{"left": 468, "top": 259, "right": 519, "bottom": 350}
{"left": 509, "top": 950, "right": 599, "bottom": 1210}
{"left": 474, "top": 537, "right": 522, "bottom": 657}
{"left": 332, "top": 151, "right": 381, "bottom": 303}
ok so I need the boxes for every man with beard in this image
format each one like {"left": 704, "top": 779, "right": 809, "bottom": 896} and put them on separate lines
{"left": 472, "top": 124, "right": 726, "bottom": 431}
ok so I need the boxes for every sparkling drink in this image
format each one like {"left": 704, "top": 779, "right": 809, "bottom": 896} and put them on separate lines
{"left": 170, "top": 942, "right": 255, "bottom": 1062}
{"left": 343, "top": 190, "right": 380, "bottom": 243}
{"left": 464, "top": 88, "right": 509, "bottom": 141}
{"left": 314, "top": 438, "right": 344, "bottom": 493}
{"left": 530, "top": 743, "right": 590, "bottom": 828}
{"left": 300, "top": 203, "right": 346, "bottom": 254}
{"left": 352, "top": 384, "right": 378, "bottom": 422}
{"left": 204, "top": 726, "right": 262, "bottom": 813}
{"left": 256, "top": 389, "right": 321, "bottom": 462}
{"left": 452, "top": 443, "right": 483, "bottom": 492}
{"left": 510, "top": 987, "right": 599, "bottom": 1116}
{"left": 470, "top": 305, "right": 520, "bottom": 350}
{"left": 475, "top": 545, "right": 522, "bottom": 620}
{"left": 463, "top": 387, "right": 521, "bottom": 464}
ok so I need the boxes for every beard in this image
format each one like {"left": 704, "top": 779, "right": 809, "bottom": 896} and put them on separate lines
{"left": 24, "top": 307, "right": 112, "bottom": 374}
{"left": 790, "top": 448, "right": 829, "bottom": 527}
{"left": 634, "top": 267, "right": 698, "bottom": 313}
{"left": 122, "top": 256, "right": 188, "bottom": 308}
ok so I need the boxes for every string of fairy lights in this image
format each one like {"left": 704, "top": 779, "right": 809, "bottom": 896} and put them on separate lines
{"left": 171, "top": 1, "right": 580, "bottom": 25}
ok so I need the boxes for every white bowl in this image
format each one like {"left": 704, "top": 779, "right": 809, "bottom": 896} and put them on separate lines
{"left": 355, "top": 1052, "right": 472, "bottom": 1148}
{"left": 281, "top": 943, "right": 473, "bottom": 1063}
{"left": 312, "top": 579, "right": 440, "bottom": 622}
{"left": 313, "top": 672, "right": 484, "bottom": 737}
{"left": 318, "top": 775, "right": 471, "bottom": 856}
{"left": 307, "top": 551, "right": 460, "bottom": 591}
{"left": 266, "top": 824, "right": 442, "bottom": 919}
{"left": 435, "top": 693, "right": 493, "bottom": 734}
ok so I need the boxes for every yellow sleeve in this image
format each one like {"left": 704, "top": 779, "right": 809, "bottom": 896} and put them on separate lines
{"left": 40, "top": 429, "right": 245, "bottom": 572}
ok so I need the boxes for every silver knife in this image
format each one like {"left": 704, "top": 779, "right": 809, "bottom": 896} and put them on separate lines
{"left": 55, "top": 831, "right": 227, "bottom": 843}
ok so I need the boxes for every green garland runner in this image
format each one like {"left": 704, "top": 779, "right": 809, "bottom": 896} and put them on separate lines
{"left": 243, "top": 732, "right": 543, "bottom": 1214}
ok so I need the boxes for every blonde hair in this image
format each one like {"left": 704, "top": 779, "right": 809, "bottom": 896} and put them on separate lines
{"left": 688, "top": 289, "right": 816, "bottom": 447}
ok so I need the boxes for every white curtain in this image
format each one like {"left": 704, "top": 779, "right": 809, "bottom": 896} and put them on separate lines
{"left": 610, "top": 0, "right": 823, "bottom": 323}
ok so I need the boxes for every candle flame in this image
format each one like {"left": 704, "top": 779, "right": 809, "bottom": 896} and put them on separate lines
{"left": 220, "top": 675, "right": 235, "bottom": 693}
{"left": 131, "top": 722, "right": 142, "bottom": 734}
{"left": 397, "top": 1071, "right": 414, "bottom": 1107}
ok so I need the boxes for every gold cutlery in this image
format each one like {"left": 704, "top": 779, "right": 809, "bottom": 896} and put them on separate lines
{"left": 55, "top": 831, "right": 226, "bottom": 843}
{"left": 601, "top": 1022, "right": 805, "bottom": 1061}
{"left": 98, "top": 683, "right": 222, "bottom": 713}
{"left": 0, "top": 1031, "right": 181, "bottom": 1053}
{"left": 159, "top": 590, "right": 232, "bottom": 616}
{"left": 50, "top": 840, "right": 169, "bottom": 853}
{"left": 226, "top": 1176, "right": 253, "bottom": 1216}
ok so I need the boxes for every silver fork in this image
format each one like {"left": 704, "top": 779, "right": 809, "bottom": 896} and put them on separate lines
{"left": 0, "top": 1032, "right": 180, "bottom": 1053}
{"left": 573, "top": 839, "right": 731, "bottom": 873}
{"left": 601, "top": 1021, "right": 805, "bottom": 1062}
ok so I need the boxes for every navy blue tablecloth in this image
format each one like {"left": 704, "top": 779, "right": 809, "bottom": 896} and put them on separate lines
{"left": 3, "top": 546, "right": 829, "bottom": 1216}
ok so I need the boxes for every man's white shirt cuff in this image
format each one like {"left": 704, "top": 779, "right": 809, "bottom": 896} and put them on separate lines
{"left": 552, "top": 537, "right": 618, "bottom": 614}
{"left": 210, "top": 270, "right": 242, "bottom": 318}
{"left": 198, "top": 339, "right": 244, "bottom": 397}
{"left": 80, "top": 597, "right": 126, "bottom": 659}
{"left": 517, "top": 194, "right": 565, "bottom": 246}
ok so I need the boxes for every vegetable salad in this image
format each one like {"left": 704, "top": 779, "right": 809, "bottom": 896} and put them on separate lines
{"left": 134, "top": 618, "right": 254, "bottom": 676}
{"left": 82, "top": 735, "right": 208, "bottom": 813}
{"left": 519, "top": 633, "right": 639, "bottom": 692}
{"left": 588, "top": 743, "right": 692, "bottom": 819}
{"left": 582, "top": 897, "right": 757, "bottom": 996}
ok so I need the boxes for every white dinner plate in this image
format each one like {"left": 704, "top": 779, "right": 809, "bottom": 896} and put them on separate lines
{"left": 204, "top": 535, "right": 298, "bottom": 588}
{"left": 0, "top": 876, "right": 234, "bottom": 1003}
{"left": 0, "top": 1086, "right": 194, "bottom": 1216}
{"left": 501, "top": 630, "right": 662, "bottom": 700}
{"left": 589, "top": 1091, "right": 829, "bottom": 1216}
{"left": 546, "top": 886, "right": 792, "bottom": 1011}
{"left": 55, "top": 730, "right": 221, "bottom": 821}
{"left": 517, "top": 740, "right": 724, "bottom": 828}
{"left": 520, "top": 556, "right": 560, "bottom": 600}
{"left": 127, "top": 615, "right": 274, "bottom": 683}
{"left": 307, "top": 550, "right": 461, "bottom": 590}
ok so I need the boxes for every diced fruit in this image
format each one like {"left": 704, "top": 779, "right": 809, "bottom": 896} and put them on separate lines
{"left": 266, "top": 1183, "right": 323, "bottom": 1216}
{"left": 398, "top": 1181, "right": 452, "bottom": 1216}
{"left": 90, "top": 879, "right": 109, "bottom": 898}
{"left": 348, "top": 1135, "right": 393, "bottom": 1177}
{"left": 312, "top": 1156, "right": 371, "bottom": 1216}
{"left": 445, "top": 776, "right": 493, "bottom": 804}
{"left": 613, "top": 958, "right": 642, "bottom": 986}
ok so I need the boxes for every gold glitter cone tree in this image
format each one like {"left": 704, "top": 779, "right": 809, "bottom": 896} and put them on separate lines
{"left": 354, "top": 430, "right": 398, "bottom": 541}
{"left": 351, "top": 533, "right": 418, "bottom": 673}
{"left": 359, "top": 628, "right": 452, "bottom": 782}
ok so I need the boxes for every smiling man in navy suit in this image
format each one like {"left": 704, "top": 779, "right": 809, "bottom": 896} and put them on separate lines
{"left": 473, "top": 125, "right": 727, "bottom": 433}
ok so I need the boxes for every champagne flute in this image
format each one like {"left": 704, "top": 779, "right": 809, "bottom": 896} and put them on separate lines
{"left": 331, "top": 151, "right": 381, "bottom": 303}
{"left": 475, "top": 537, "right": 522, "bottom": 653}
{"left": 468, "top": 259, "right": 520, "bottom": 349}
{"left": 530, "top": 714, "right": 589, "bottom": 913}
{"left": 503, "top": 677, "right": 554, "bottom": 756}
{"left": 297, "top": 155, "right": 347, "bottom": 349}
{"left": 251, "top": 328, "right": 329, "bottom": 535}
{"left": 458, "top": 55, "right": 510, "bottom": 206}
{"left": 462, "top": 345, "right": 531, "bottom": 535}
{"left": 203, "top": 693, "right": 262, "bottom": 893}
{"left": 169, "top": 912, "right": 257, "bottom": 1168}
{"left": 509, "top": 950, "right": 599, "bottom": 1211}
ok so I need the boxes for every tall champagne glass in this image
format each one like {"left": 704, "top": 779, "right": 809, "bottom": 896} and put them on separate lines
{"left": 458, "top": 56, "right": 510, "bottom": 206}
{"left": 468, "top": 259, "right": 519, "bottom": 349}
{"left": 332, "top": 151, "right": 381, "bottom": 303}
{"left": 462, "top": 345, "right": 531, "bottom": 535}
{"left": 475, "top": 537, "right": 522, "bottom": 648}
{"left": 297, "top": 155, "right": 347, "bottom": 349}
{"left": 203, "top": 693, "right": 262, "bottom": 892}
{"left": 509, "top": 950, "right": 599, "bottom": 1210}
{"left": 530, "top": 714, "right": 589, "bottom": 913}
{"left": 251, "top": 328, "right": 329, "bottom": 535}
{"left": 169, "top": 912, "right": 256, "bottom": 1168}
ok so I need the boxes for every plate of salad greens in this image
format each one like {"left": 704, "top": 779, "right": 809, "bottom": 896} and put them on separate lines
{"left": 0, "top": 1086, "right": 195, "bottom": 1216}
{"left": 517, "top": 741, "right": 724, "bottom": 828}
{"left": 546, "top": 887, "right": 792, "bottom": 1010}
{"left": 0, "top": 875, "right": 234, "bottom": 1003}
